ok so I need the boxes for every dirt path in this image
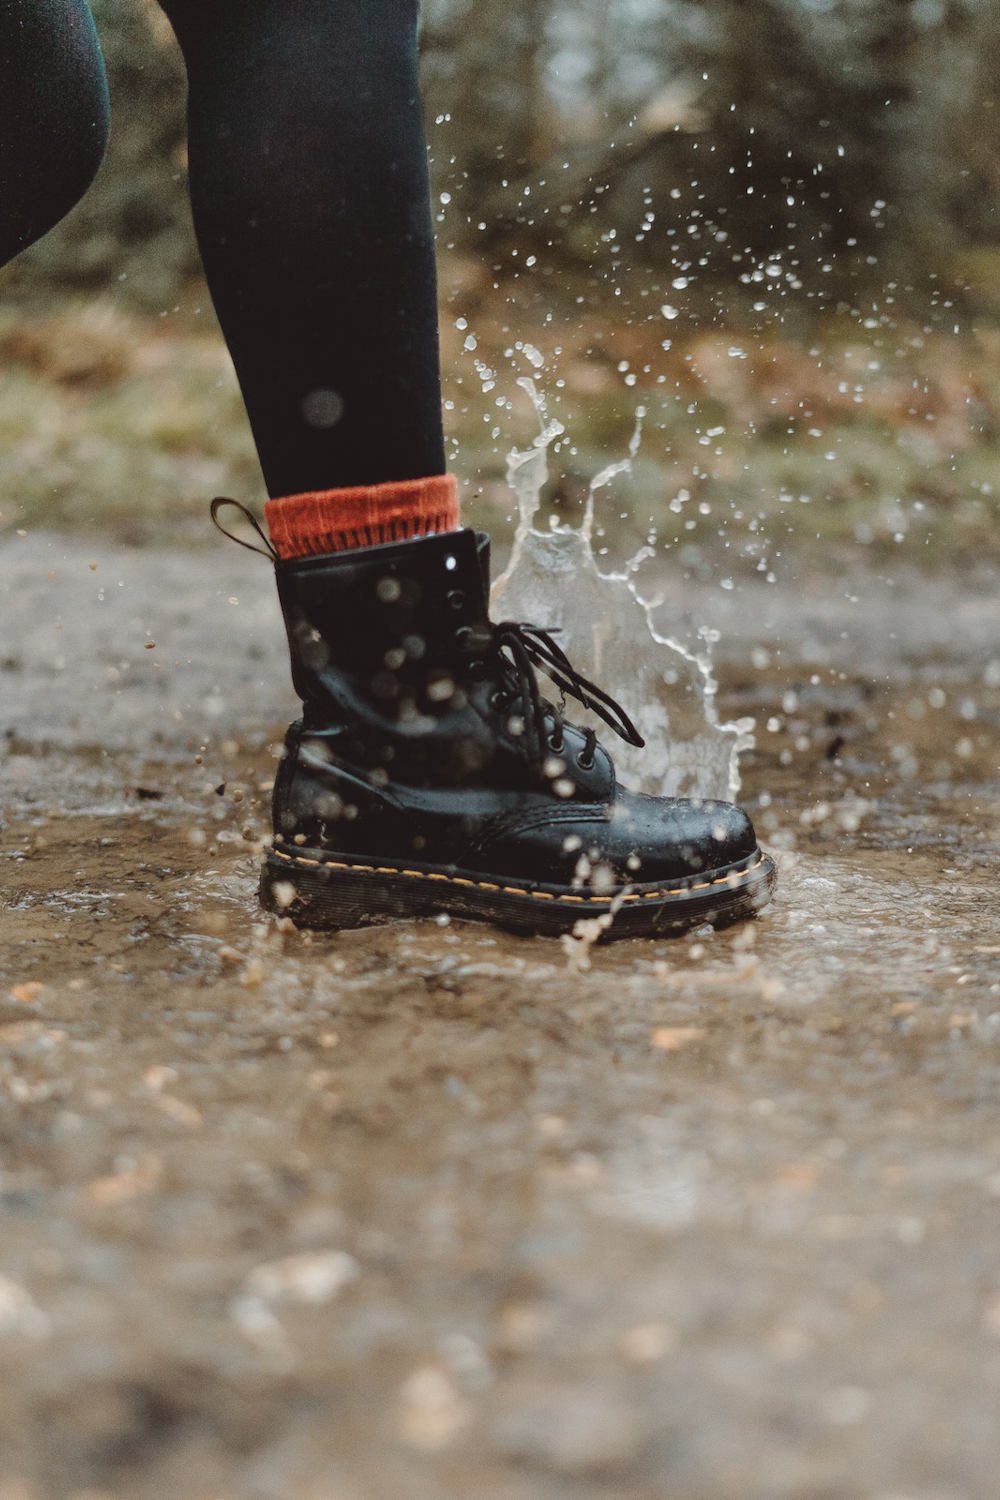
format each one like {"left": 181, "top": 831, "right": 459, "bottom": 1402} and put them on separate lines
{"left": 3, "top": 534, "right": 1000, "bottom": 1500}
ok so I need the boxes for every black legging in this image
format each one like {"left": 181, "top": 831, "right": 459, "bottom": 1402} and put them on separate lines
{"left": 0, "top": 0, "right": 447, "bottom": 496}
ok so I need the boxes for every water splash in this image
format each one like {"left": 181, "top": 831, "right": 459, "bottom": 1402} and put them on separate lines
{"left": 490, "top": 379, "right": 753, "bottom": 801}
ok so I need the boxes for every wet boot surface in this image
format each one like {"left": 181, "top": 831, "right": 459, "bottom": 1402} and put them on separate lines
{"left": 3, "top": 536, "right": 1000, "bottom": 1499}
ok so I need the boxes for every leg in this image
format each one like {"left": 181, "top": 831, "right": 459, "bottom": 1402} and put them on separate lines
{"left": 157, "top": 0, "right": 447, "bottom": 504}
{"left": 173, "top": 2, "right": 774, "bottom": 936}
{"left": 0, "top": 0, "right": 109, "bottom": 266}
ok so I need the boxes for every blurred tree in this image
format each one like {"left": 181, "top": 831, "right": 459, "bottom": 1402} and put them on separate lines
{"left": 1, "top": 0, "right": 997, "bottom": 315}
{"left": 3, "top": 0, "right": 194, "bottom": 308}
{"left": 478, "top": 0, "right": 1000, "bottom": 310}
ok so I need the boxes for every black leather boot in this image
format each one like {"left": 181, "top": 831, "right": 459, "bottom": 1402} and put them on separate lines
{"left": 213, "top": 503, "right": 775, "bottom": 937}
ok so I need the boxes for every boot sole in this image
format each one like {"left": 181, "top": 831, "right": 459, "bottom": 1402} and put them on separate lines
{"left": 261, "top": 843, "right": 776, "bottom": 938}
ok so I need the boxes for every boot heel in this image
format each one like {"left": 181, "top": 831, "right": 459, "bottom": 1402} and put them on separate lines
{"left": 260, "top": 850, "right": 411, "bottom": 930}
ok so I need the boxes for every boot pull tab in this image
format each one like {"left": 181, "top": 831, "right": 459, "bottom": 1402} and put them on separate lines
{"left": 210, "top": 497, "right": 279, "bottom": 561}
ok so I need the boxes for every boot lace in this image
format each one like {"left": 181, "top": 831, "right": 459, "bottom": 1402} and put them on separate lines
{"left": 481, "top": 621, "right": 645, "bottom": 766}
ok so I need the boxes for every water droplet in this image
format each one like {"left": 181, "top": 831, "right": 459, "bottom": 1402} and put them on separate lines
{"left": 302, "top": 389, "right": 344, "bottom": 429}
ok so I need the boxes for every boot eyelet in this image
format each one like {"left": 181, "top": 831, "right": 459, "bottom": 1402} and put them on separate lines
{"left": 454, "top": 625, "right": 474, "bottom": 650}
{"left": 447, "top": 589, "right": 466, "bottom": 611}
{"left": 547, "top": 732, "right": 564, "bottom": 754}
{"left": 577, "top": 751, "right": 595, "bottom": 771}
{"left": 489, "top": 690, "right": 510, "bottom": 712}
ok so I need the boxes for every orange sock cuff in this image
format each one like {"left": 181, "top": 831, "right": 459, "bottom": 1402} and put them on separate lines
{"left": 264, "top": 475, "right": 459, "bottom": 559}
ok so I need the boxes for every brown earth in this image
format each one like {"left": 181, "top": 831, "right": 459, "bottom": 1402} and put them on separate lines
{"left": 2, "top": 533, "right": 1000, "bottom": 1499}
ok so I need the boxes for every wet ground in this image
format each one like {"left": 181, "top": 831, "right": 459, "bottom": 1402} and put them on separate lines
{"left": 2, "top": 533, "right": 1000, "bottom": 1500}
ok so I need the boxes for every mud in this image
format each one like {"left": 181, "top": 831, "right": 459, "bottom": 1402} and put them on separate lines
{"left": 3, "top": 534, "right": 1000, "bottom": 1500}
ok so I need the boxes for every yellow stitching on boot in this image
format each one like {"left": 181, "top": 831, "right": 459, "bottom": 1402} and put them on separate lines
{"left": 269, "top": 847, "right": 769, "bottom": 905}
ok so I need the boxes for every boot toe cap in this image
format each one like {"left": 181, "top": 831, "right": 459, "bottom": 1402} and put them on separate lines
{"left": 470, "top": 790, "right": 761, "bottom": 888}
{"left": 608, "top": 791, "right": 759, "bottom": 883}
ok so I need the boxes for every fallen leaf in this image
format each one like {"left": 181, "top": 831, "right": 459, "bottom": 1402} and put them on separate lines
{"left": 155, "top": 1094, "right": 203, "bottom": 1128}
{"left": 245, "top": 1250, "right": 359, "bottom": 1305}
{"left": 0, "top": 1022, "right": 45, "bottom": 1047}
{"left": 87, "top": 1158, "right": 162, "bottom": 1206}
{"left": 8, "top": 983, "right": 44, "bottom": 1005}
{"left": 651, "top": 1026, "right": 706, "bottom": 1052}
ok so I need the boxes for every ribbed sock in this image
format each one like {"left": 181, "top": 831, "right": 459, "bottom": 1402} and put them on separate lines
{"left": 264, "top": 474, "right": 459, "bottom": 559}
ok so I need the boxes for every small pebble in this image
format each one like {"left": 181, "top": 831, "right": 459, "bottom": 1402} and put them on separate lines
{"left": 399, "top": 1364, "right": 471, "bottom": 1451}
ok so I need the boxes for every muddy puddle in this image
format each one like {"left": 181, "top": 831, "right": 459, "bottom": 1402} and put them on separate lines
{"left": 2, "top": 535, "right": 1000, "bottom": 1499}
